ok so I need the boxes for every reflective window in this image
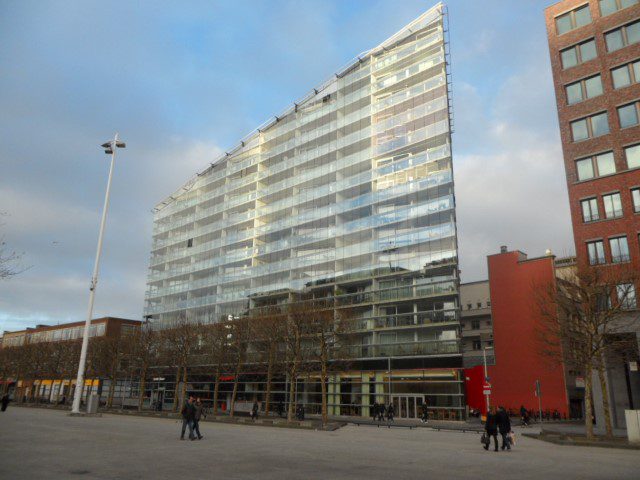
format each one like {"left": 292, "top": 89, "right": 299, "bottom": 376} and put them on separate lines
{"left": 565, "top": 75, "right": 603, "bottom": 104}
{"left": 610, "top": 237, "right": 630, "bottom": 263}
{"left": 556, "top": 4, "right": 592, "bottom": 34}
{"left": 618, "top": 103, "right": 639, "bottom": 128}
{"left": 596, "top": 152, "right": 616, "bottom": 176}
{"left": 600, "top": 0, "right": 638, "bottom": 16}
{"left": 576, "top": 158, "right": 594, "bottom": 180}
{"left": 561, "top": 39, "right": 597, "bottom": 69}
{"left": 617, "top": 283, "right": 637, "bottom": 309}
{"left": 603, "top": 192, "right": 623, "bottom": 218}
{"left": 625, "top": 144, "right": 640, "bottom": 169}
{"left": 591, "top": 112, "right": 610, "bottom": 136}
{"left": 571, "top": 118, "right": 589, "bottom": 141}
{"left": 612, "top": 64, "right": 632, "bottom": 89}
{"left": 587, "top": 240, "right": 606, "bottom": 265}
{"left": 632, "top": 188, "right": 640, "bottom": 212}
{"left": 581, "top": 197, "right": 599, "bottom": 222}
{"left": 606, "top": 20, "right": 640, "bottom": 52}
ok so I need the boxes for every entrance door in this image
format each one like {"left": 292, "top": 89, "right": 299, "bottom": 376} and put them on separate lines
{"left": 392, "top": 395, "right": 422, "bottom": 419}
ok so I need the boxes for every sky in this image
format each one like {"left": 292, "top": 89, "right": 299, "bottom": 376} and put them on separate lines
{"left": 0, "top": 0, "right": 575, "bottom": 332}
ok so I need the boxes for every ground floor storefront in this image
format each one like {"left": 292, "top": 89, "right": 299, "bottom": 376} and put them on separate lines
{"left": 142, "top": 367, "right": 466, "bottom": 420}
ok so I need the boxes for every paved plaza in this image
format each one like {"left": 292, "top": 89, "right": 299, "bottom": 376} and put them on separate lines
{"left": 1, "top": 408, "right": 639, "bottom": 479}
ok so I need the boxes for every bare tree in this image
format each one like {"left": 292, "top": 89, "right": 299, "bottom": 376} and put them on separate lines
{"left": 128, "top": 325, "right": 159, "bottom": 411}
{"left": 227, "top": 316, "right": 251, "bottom": 417}
{"left": 0, "top": 212, "right": 27, "bottom": 279}
{"left": 160, "top": 317, "right": 201, "bottom": 412}
{"left": 250, "top": 307, "right": 285, "bottom": 415}
{"left": 199, "top": 320, "right": 231, "bottom": 415}
{"left": 536, "top": 264, "right": 639, "bottom": 439}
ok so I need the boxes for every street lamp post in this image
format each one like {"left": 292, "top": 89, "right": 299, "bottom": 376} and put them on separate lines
{"left": 71, "top": 133, "right": 126, "bottom": 414}
{"left": 482, "top": 346, "right": 493, "bottom": 414}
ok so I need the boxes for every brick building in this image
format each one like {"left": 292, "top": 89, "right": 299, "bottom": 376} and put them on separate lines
{"left": 463, "top": 249, "right": 576, "bottom": 418}
{"left": 1, "top": 317, "right": 141, "bottom": 403}
{"left": 545, "top": 0, "right": 640, "bottom": 428}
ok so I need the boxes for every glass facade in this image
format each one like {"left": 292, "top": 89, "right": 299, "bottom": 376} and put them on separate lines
{"left": 145, "top": 3, "right": 463, "bottom": 418}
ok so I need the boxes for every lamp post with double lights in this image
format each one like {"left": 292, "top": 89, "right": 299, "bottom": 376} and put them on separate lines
{"left": 71, "top": 133, "right": 126, "bottom": 414}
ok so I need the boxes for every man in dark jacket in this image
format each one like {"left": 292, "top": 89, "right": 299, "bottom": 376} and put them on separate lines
{"left": 193, "top": 398, "right": 205, "bottom": 440}
{"left": 484, "top": 407, "right": 499, "bottom": 451}
{"left": 371, "top": 402, "right": 379, "bottom": 421}
{"left": 496, "top": 406, "right": 511, "bottom": 450}
{"left": 180, "top": 396, "right": 196, "bottom": 440}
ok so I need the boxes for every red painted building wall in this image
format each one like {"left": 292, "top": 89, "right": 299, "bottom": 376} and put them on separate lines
{"left": 465, "top": 250, "right": 569, "bottom": 416}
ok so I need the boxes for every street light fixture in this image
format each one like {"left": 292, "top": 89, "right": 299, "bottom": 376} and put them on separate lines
{"left": 482, "top": 345, "right": 494, "bottom": 414}
{"left": 71, "top": 133, "right": 126, "bottom": 414}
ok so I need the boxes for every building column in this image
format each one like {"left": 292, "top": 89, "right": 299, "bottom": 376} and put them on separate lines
{"left": 361, "top": 373, "right": 370, "bottom": 418}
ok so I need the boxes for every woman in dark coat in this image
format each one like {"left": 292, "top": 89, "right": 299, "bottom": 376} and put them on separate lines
{"left": 484, "top": 407, "right": 499, "bottom": 451}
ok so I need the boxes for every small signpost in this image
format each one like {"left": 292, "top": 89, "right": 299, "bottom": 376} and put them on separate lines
{"left": 482, "top": 383, "right": 492, "bottom": 396}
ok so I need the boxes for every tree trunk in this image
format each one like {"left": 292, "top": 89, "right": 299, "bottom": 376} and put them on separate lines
{"left": 107, "top": 377, "right": 116, "bottom": 408}
{"left": 212, "top": 366, "right": 221, "bottom": 415}
{"left": 265, "top": 347, "right": 274, "bottom": 415}
{"left": 320, "top": 361, "right": 328, "bottom": 425}
{"left": 584, "top": 365, "right": 594, "bottom": 440}
{"left": 596, "top": 356, "right": 614, "bottom": 438}
{"left": 287, "top": 364, "right": 297, "bottom": 422}
{"left": 229, "top": 362, "right": 240, "bottom": 417}
{"left": 181, "top": 366, "right": 188, "bottom": 405}
{"left": 172, "top": 366, "right": 181, "bottom": 412}
{"left": 137, "top": 365, "right": 148, "bottom": 412}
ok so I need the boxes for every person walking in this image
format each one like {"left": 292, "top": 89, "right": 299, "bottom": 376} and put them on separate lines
{"left": 421, "top": 398, "right": 429, "bottom": 423}
{"left": 251, "top": 401, "right": 259, "bottom": 421}
{"left": 387, "top": 403, "right": 394, "bottom": 422}
{"left": 180, "top": 396, "right": 196, "bottom": 441}
{"left": 378, "top": 403, "right": 386, "bottom": 422}
{"left": 484, "top": 407, "right": 499, "bottom": 451}
{"left": 496, "top": 406, "right": 511, "bottom": 450}
{"left": 1, "top": 394, "right": 10, "bottom": 412}
{"left": 193, "top": 398, "right": 205, "bottom": 440}
{"left": 371, "top": 402, "right": 379, "bottom": 422}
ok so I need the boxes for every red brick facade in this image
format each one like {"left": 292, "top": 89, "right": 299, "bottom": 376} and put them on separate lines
{"left": 545, "top": 0, "right": 640, "bottom": 271}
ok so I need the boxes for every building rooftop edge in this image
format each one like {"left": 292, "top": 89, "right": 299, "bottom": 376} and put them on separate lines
{"left": 153, "top": 2, "right": 446, "bottom": 212}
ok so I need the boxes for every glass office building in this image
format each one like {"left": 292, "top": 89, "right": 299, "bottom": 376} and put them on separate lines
{"left": 145, "top": 2, "right": 464, "bottom": 419}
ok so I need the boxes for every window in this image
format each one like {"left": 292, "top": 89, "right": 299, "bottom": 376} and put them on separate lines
{"left": 596, "top": 151, "right": 616, "bottom": 175}
{"left": 618, "top": 102, "right": 640, "bottom": 128}
{"left": 472, "top": 340, "right": 482, "bottom": 350}
{"left": 600, "top": 0, "right": 639, "bottom": 16}
{"left": 581, "top": 198, "right": 599, "bottom": 222}
{"left": 632, "top": 188, "right": 640, "bottom": 212}
{"left": 610, "top": 236, "right": 630, "bottom": 263}
{"left": 625, "top": 144, "right": 640, "bottom": 169}
{"left": 606, "top": 20, "right": 640, "bottom": 52}
{"left": 477, "top": 302, "right": 482, "bottom": 309}
{"left": 467, "top": 303, "right": 472, "bottom": 310}
{"left": 576, "top": 157, "right": 595, "bottom": 180}
{"left": 186, "top": 238, "right": 193, "bottom": 248}
{"left": 571, "top": 112, "right": 609, "bottom": 141}
{"left": 587, "top": 240, "right": 606, "bottom": 265}
{"left": 486, "top": 301, "right": 491, "bottom": 307}
{"left": 603, "top": 192, "right": 623, "bottom": 218}
{"left": 617, "top": 283, "right": 637, "bottom": 309}
{"left": 471, "top": 320, "right": 480, "bottom": 330}
{"left": 576, "top": 151, "right": 615, "bottom": 180}
{"left": 565, "top": 75, "right": 603, "bottom": 104}
{"left": 561, "top": 39, "right": 597, "bottom": 69}
{"left": 556, "top": 5, "right": 592, "bottom": 35}
{"left": 612, "top": 60, "right": 640, "bottom": 89}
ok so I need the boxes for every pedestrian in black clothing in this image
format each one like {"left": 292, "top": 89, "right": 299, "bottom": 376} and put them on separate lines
{"left": 1, "top": 394, "right": 9, "bottom": 412}
{"left": 387, "top": 403, "right": 394, "bottom": 422}
{"left": 378, "top": 403, "right": 386, "bottom": 422}
{"left": 180, "top": 396, "right": 196, "bottom": 440}
{"left": 484, "top": 407, "right": 499, "bottom": 451}
{"left": 371, "top": 402, "right": 379, "bottom": 421}
{"left": 251, "top": 401, "right": 259, "bottom": 420}
{"left": 193, "top": 398, "right": 205, "bottom": 440}
{"left": 496, "top": 406, "right": 511, "bottom": 450}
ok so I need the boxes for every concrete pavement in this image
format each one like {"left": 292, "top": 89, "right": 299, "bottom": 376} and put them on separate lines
{"left": 1, "top": 407, "right": 639, "bottom": 479}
